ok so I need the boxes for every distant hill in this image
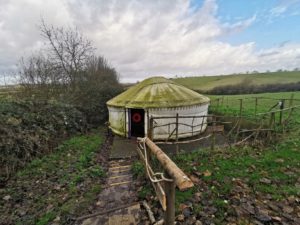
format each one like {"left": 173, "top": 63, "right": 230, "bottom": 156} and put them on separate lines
{"left": 172, "top": 71, "right": 300, "bottom": 92}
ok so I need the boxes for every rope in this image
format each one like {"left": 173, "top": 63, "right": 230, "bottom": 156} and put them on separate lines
{"left": 139, "top": 137, "right": 173, "bottom": 183}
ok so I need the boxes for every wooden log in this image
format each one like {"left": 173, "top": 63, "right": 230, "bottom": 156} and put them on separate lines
{"left": 164, "top": 172, "right": 175, "bottom": 225}
{"left": 142, "top": 200, "right": 156, "bottom": 224}
{"left": 139, "top": 137, "right": 194, "bottom": 191}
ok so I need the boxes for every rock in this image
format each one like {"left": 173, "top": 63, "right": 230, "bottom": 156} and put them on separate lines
{"left": 3, "top": 195, "right": 11, "bottom": 201}
{"left": 195, "top": 220, "right": 203, "bottom": 225}
{"left": 177, "top": 214, "right": 185, "bottom": 221}
{"left": 260, "top": 178, "right": 271, "bottom": 184}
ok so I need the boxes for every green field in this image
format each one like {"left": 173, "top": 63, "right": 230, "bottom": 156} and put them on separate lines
{"left": 173, "top": 71, "right": 300, "bottom": 91}
{"left": 209, "top": 91, "right": 300, "bottom": 115}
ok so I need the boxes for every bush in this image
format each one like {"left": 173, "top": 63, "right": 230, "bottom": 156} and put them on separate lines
{"left": 0, "top": 99, "right": 88, "bottom": 182}
{"left": 204, "top": 81, "right": 300, "bottom": 95}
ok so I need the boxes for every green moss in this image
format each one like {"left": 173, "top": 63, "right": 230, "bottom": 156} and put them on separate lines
{"left": 107, "top": 76, "right": 210, "bottom": 108}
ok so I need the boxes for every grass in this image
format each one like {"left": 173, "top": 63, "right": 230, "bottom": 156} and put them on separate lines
{"left": 173, "top": 71, "right": 300, "bottom": 91}
{"left": 170, "top": 131, "right": 300, "bottom": 223}
{"left": 166, "top": 91, "right": 300, "bottom": 223}
{"left": 0, "top": 129, "right": 105, "bottom": 225}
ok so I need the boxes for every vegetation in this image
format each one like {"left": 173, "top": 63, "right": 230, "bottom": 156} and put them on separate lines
{"left": 0, "top": 130, "right": 105, "bottom": 225}
{"left": 173, "top": 71, "right": 300, "bottom": 92}
{"left": 18, "top": 20, "right": 122, "bottom": 125}
{"left": 0, "top": 99, "right": 89, "bottom": 182}
{"left": 209, "top": 91, "right": 300, "bottom": 121}
{"left": 135, "top": 91, "right": 300, "bottom": 224}
{"left": 170, "top": 92, "right": 300, "bottom": 224}
{"left": 172, "top": 136, "right": 300, "bottom": 224}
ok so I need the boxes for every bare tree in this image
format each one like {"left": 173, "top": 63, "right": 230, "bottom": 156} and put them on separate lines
{"left": 18, "top": 20, "right": 123, "bottom": 123}
{"left": 39, "top": 19, "right": 94, "bottom": 85}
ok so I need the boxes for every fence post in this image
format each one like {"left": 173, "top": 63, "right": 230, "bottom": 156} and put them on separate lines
{"left": 175, "top": 113, "right": 179, "bottom": 154}
{"left": 164, "top": 173, "right": 175, "bottom": 225}
{"left": 279, "top": 99, "right": 285, "bottom": 125}
{"left": 210, "top": 115, "right": 216, "bottom": 150}
{"left": 289, "top": 94, "right": 294, "bottom": 107}
{"left": 254, "top": 97, "right": 258, "bottom": 118}
{"left": 239, "top": 99, "right": 243, "bottom": 117}
{"left": 268, "top": 112, "right": 275, "bottom": 142}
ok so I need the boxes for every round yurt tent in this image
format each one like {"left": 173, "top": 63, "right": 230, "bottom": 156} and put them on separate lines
{"left": 106, "top": 77, "right": 210, "bottom": 140}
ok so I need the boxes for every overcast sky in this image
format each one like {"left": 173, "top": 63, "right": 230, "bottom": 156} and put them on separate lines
{"left": 1, "top": 0, "right": 300, "bottom": 84}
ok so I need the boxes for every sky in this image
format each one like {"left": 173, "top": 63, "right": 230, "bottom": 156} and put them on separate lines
{"left": 1, "top": 0, "right": 300, "bottom": 84}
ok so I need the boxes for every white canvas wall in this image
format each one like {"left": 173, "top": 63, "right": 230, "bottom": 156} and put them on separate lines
{"left": 108, "top": 103, "right": 209, "bottom": 140}
{"left": 107, "top": 106, "right": 126, "bottom": 136}
{"left": 147, "top": 103, "right": 209, "bottom": 140}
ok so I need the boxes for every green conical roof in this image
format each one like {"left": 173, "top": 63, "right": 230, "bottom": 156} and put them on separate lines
{"left": 107, "top": 76, "right": 210, "bottom": 108}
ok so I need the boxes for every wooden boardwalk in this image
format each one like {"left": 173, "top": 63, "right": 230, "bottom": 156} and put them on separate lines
{"left": 78, "top": 159, "right": 140, "bottom": 225}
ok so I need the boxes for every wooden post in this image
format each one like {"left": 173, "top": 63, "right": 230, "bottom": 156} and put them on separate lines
{"left": 210, "top": 116, "right": 216, "bottom": 150}
{"left": 268, "top": 112, "right": 275, "bottom": 142}
{"left": 279, "top": 99, "right": 285, "bottom": 125}
{"left": 175, "top": 113, "right": 179, "bottom": 154}
{"left": 217, "top": 98, "right": 220, "bottom": 111}
{"left": 289, "top": 94, "right": 294, "bottom": 107}
{"left": 254, "top": 97, "right": 258, "bottom": 118}
{"left": 239, "top": 99, "right": 243, "bottom": 117}
{"left": 164, "top": 173, "right": 175, "bottom": 225}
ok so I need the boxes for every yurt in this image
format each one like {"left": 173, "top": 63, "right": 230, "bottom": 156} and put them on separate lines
{"left": 106, "top": 77, "right": 210, "bottom": 140}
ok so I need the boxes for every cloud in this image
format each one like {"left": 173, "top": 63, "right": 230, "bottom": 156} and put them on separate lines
{"left": 0, "top": 0, "right": 300, "bottom": 84}
{"left": 269, "top": 0, "right": 300, "bottom": 17}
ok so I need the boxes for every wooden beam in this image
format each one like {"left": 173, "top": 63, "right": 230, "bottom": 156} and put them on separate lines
{"left": 139, "top": 137, "right": 194, "bottom": 191}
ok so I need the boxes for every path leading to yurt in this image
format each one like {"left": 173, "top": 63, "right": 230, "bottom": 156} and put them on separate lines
{"left": 77, "top": 137, "right": 142, "bottom": 225}
{"left": 77, "top": 133, "right": 228, "bottom": 225}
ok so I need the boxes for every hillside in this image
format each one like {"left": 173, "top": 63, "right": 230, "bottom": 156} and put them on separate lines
{"left": 173, "top": 71, "right": 300, "bottom": 91}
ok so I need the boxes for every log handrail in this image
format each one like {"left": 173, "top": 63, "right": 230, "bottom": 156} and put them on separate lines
{"left": 137, "top": 137, "right": 193, "bottom": 191}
